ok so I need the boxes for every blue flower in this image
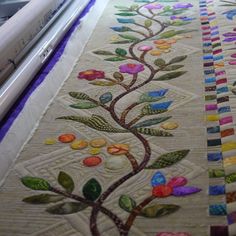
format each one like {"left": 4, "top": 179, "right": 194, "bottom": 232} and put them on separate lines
{"left": 117, "top": 18, "right": 135, "bottom": 24}
{"left": 151, "top": 172, "right": 166, "bottom": 187}
{"left": 150, "top": 101, "right": 173, "bottom": 110}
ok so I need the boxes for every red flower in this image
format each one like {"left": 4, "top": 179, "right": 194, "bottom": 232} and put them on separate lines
{"left": 152, "top": 185, "right": 173, "bottom": 198}
{"left": 78, "top": 69, "right": 105, "bottom": 81}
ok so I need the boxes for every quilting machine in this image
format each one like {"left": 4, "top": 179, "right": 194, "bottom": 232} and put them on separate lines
{"left": 0, "top": 0, "right": 90, "bottom": 121}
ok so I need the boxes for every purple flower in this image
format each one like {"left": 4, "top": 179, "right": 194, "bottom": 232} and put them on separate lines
{"left": 173, "top": 3, "right": 193, "bottom": 9}
{"left": 119, "top": 63, "right": 145, "bottom": 74}
{"left": 144, "top": 3, "right": 163, "bottom": 10}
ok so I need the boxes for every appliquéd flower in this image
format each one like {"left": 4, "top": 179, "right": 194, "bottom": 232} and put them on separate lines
{"left": 78, "top": 70, "right": 105, "bottom": 81}
{"left": 119, "top": 63, "right": 145, "bottom": 74}
{"left": 151, "top": 172, "right": 201, "bottom": 198}
{"left": 144, "top": 3, "right": 163, "bottom": 10}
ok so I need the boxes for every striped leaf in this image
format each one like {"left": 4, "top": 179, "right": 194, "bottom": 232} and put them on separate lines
{"left": 161, "top": 65, "right": 184, "bottom": 71}
{"left": 132, "top": 117, "right": 172, "bottom": 128}
{"left": 69, "top": 92, "right": 90, "bottom": 100}
{"left": 146, "top": 150, "right": 190, "bottom": 169}
{"left": 142, "top": 105, "right": 167, "bottom": 115}
{"left": 153, "top": 71, "right": 187, "bottom": 81}
{"left": 169, "top": 55, "right": 187, "bottom": 64}
{"left": 56, "top": 115, "right": 127, "bottom": 133}
{"left": 136, "top": 128, "right": 173, "bottom": 137}
{"left": 70, "top": 101, "right": 98, "bottom": 109}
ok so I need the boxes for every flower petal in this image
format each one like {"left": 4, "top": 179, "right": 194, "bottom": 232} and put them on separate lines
{"left": 151, "top": 172, "right": 166, "bottom": 187}
{"left": 172, "top": 186, "right": 201, "bottom": 196}
{"left": 167, "top": 176, "right": 187, "bottom": 188}
{"left": 152, "top": 185, "right": 172, "bottom": 197}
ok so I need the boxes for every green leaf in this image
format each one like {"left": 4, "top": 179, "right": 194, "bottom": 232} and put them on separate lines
{"left": 70, "top": 101, "right": 98, "bottom": 109}
{"left": 159, "top": 30, "right": 177, "bottom": 39}
{"left": 133, "top": 117, "right": 172, "bottom": 128}
{"left": 99, "top": 92, "right": 113, "bottom": 104}
{"left": 115, "top": 5, "right": 130, "bottom": 10}
{"left": 142, "top": 105, "right": 167, "bottom": 116}
{"left": 169, "top": 55, "right": 187, "bottom": 64}
{"left": 83, "top": 178, "right": 102, "bottom": 201}
{"left": 46, "top": 202, "right": 88, "bottom": 215}
{"left": 23, "top": 194, "right": 65, "bottom": 204}
{"left": 226, "top": 173, "right": 236, "bottom": 184}
{"left": 69, "top": 92, "right": 90, "bottom": 100}
{"left": 161, "top": 65, "right": 184, "bottom": 71}
{"left": 153, "top": 71, "right": 187, "bottom": 81}
{"left": 93, "top": 50, "right": 114, "bottom": 55}
{"left": 139, "top": 94, "right": 164, "bottom": 103}
{"left": 118, "top": 34, "right": 140, "bottom": 42}
{"left": 56, "top": 114, "right": 128, "bottom": 133}
{"left": 115, "top": 12, "right": 137, "bottom": 16}
{"left": 146, "top": 150, "right": 190, "bottom": 169}
{"left": 113, "top": 72, "right": 124, "bottom": 82}
{"left": 171, "top": 21, "right": 190, "bottom": 26}
{"left": 105, "top": 57, "right": 126, "bottom": 61}
{"left": 119, "top": 195, "right": 137, "bottom": 212}
{"left": 21, "top": 177, "right": 51, "bottom": 191}
{"left": 140, "top": 204, "right": 180, "bottom": 218}
{"left": 89, "top": 81, "right": 116, "bottom": 86}
{"left": 115, "top": 48, "right": 127, "bottom": 56}
{"left": 145, "top": 19, "right": 152, "bottom": 28}
{"left": 209, "top": 169, "right": 225, "bottom": 178}
{"left": 154, "top": 59, "right": 166, "bottom": 67}
{"left": 135, "top": 127, "right": 173, "bottom": 137}
{"left": 111, "top": 40, "right": 134, "bottom": 44}
{"left": 58, "top": 171, "right": 75, "bottom": 193}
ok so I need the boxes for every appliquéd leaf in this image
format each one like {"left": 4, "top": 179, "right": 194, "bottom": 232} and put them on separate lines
{"left": 113, "top": 72, "right": 124, "bottom": 82}
{"left": 115, "top": 48, "right": 128, "bottom": 56}
{"left": 119, "top": 195, "right": 137, "bottom": 212}
{"left": 140, "top": 204, "right": 180, "bottom": 218}
{"left": 145, "top": 19, "right": 153, "bottom": 27}
{"left": 57, "top": 115, "right": 127, "bottom": 133}
{"left": 70, "top": 101, "right": 98, "bottom": 109}
{"left": 154, "top": 59, "right": 166, "bottom": 67}
{"left": 93, "top": 50, "right": 114, "bottom": 55}
{"left": 83, "top": 178, "right": 102, "bottom": 201}
{"left": 23, "top": 194, "right": 64, "bottom": 204}
{"left": 89, "top": 81, "right": 116, "bottom": 86}
{"left": 161, "top": 65, "right": 184, "bottom": 71}
{"left": 169, "top": 55, "right": 187, "bottom": 64}
{"left": 142, "top": 105, "right": 168, "bottom": 116}
{"left": 105, "top": 57, "right": 127, "bottom": 61}
{"left": 69, "top": 92, "right": 90, "bottom": 100}
{"left": 58, "top": 171, "right": 75, "bottom": 193}
{"left": 111, "top": 40, "right": 134, "bottom": 44}
{"left": 135, "top": 127, "right": 173, "bottom": 137}
{"left": 118, "top": 34, "right": 140, "bottom": 42}
{"left": 153, "top": 71, "right": 187, "bottom": 81}
{"left": 46, "top": 202, "right": 88, "bottom": 215}
{"left": 21, "top": 177, "right": 51, "bottom": 191}
{"left": 132, "top": 117, "right": 172, "bottom": 128}
{"left": 115, "top": 12, "right": 137, "bottom": 16}
{"left": 99, "top": 92, "right": 113, "bottom": 104}
{"left": 146, "top": 150, "right": 190, "bottom": 169}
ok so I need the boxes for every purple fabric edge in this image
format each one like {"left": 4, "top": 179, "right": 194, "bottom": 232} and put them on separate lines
{"left": 0, "top": 0, "right": 96, "bottom": 142}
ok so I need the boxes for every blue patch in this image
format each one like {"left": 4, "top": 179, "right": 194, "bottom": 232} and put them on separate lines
{"left": 209, "top": 204, "right": 227, "bottom": 216}
{"left": 207, "top": 152, "right": 222, "bottom": 161}
{"left": 205, "top": 77, "right": 216, "bottom": 83}
{"left": 217, "top": 87, "right": 229, "bottom": 94}
{"left": 207, "top": 126, "right": 220, "bottom": 134}
{"left": 218, "top": 106, "right": 231, "bottom": 114}
{"left": 209, "top": 185, "right": 225, "bottom": 195}
{"left": 148, "top": 89, "right": 168, "bottom": 98}
{"left": 213, "top": 55, "right": 223, "bottom": 61}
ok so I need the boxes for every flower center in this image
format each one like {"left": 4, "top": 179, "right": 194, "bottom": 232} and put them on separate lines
{"left": 84, "top": 70, "right": 94, "bottom": 75}
{"left": 127, "top": 64, "right": 136, "bottom": 68}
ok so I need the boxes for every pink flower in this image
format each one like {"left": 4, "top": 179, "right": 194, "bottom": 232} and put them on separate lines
{"left": 119, "top": 63, "right": 145, "bottom": 74}
{"left": 78, "top": 69, "right": 105, "bottom": 81}
{"left": 151, "top": 172, "right": 201, "bottom": 198}
{"left": 138, "top": 45, "right": 153, "bottom": 51}
{"left": 144, "top": 3, "right": 163, "bottom": 10}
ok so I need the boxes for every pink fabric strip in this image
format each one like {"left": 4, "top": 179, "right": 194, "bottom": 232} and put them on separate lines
{"left": 219, "top": 116, "right": 233, "bottom": 125}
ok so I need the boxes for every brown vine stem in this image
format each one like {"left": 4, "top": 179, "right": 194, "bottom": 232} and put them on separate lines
{"left": 89, "top": 1, "right": 167, "bottom": 235}
{"left": 104, "top": 78, "right": 129, "bottom": 91}
{"left": 134, "top": 22, "right": 153, "bottom": 37}
{"left": 131, "top": 29, "right": 149, "bottom": 38}
{"left": 120, "top": 102, "right": 140, "bottom": 124}
{"left": 123, "top": 195, "right": 156, "bottom": 233}
{"left": 128, "top": 73, "right": 138, "bottom": 88}
{"left": 125, "top": 152, "right": 139, "bottom": 170}
{"left": 50, "top": 187, "right": 125, "bottom": 231}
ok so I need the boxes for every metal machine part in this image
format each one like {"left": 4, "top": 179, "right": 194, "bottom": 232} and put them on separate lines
{"left": 0, "top": 0, "right": 90, "bottom": 121}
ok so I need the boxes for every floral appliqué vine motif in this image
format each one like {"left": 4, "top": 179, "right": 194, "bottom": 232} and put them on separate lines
{"left": 21, "top": 1, "right": 200, "bottom": 236}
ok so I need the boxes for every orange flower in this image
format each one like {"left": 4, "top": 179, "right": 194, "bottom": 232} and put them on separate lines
{"left": 107, "top": 144, "right": 129, "bottom": 155}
